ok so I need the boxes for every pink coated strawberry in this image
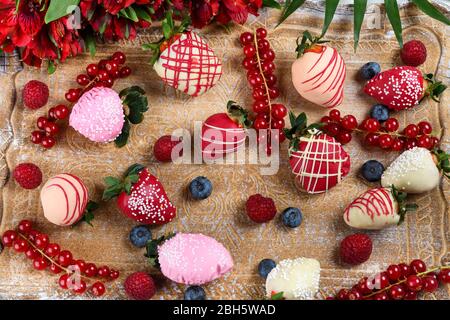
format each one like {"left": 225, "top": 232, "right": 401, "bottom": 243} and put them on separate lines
{"left": 103, "top": 164, "right": 176, "bottom": 225}
{"left": 364, "top": 66, "right": 446, "bottom": 111}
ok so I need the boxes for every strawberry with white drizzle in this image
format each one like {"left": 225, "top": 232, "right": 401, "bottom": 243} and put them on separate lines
{"left": 291, "top": 31, "right": 346, "bottom": 108}
{"left": 201, "top": 101, "right": 251, "bottom": 160}
{"left": 343, "top": 187, "right": 418, "bottom": 230}
{"left": 144, "top": 14, "right": 222, "bottom": 97}
{"left": 284, "top": 112, "right": 351, "bottom": 194}
{"left": 381, "top": 147, "right": 450, "bottom": 194}
{"left": 103, "top": 164, "right": 176, "bottom": 225}
{"left": 364, "top": 66, "right": 447, "bottom": 111}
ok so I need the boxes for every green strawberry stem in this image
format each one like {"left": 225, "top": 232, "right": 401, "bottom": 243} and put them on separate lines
{"left": 390, "top": 185, "right": 418, "bottom": 225}
{"left": 74, "top": 201, "right": 99, "bottom": 227}
{"left": 102, "top": 164, "right": 145, "bottom": 201}
{"left": 432, "top": 149, "right": 450, "bottom": 179}
{"left": 423, "top": 73, "right": 447, "bottom": 103}
{"left": 145, "top": 232, "right": 176, "bottom": 269}
{"left": 283, "top": 112, "right": 324, "bottom": 151}
{"left": 295, "top": 30, "right": 329, "bottom": 58}
{"left": 226, "top": 101, "right": 252, "bottom": 128}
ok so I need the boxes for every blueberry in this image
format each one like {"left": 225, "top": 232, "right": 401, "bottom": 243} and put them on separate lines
{"left": 129, "top": 225, "right": 152, "bottom": 248}
{"left": 184, "top": 286, "right": 206, "bottom": 300}
{"left": 361, "top": 160, "right": 385, "bottom": 182}
{"left": 189, "top": 176, "right": 213, "bottom": 200}
{"left": 258, "top": 259, "right": 276, "bottom": 278}
{"left": 281, "top": 207, "right": 303, "bottom": 228}
{"left": 360, "top": 62, "right": 381, "bottom": 80}
{"left": 370, "top": 104, "right": 390, "bottom": 122}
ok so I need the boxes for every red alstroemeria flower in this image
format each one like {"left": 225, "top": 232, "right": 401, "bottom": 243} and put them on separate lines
{"left": 99, "top": 0, "right": 136, "bottom": 15}
{"left": 49, "top": 17, "right": 82, "bottom": 61}
{"left": 17, "top": 0, "right": 46, "bottom": 35}
{"left": 191, "top": 0, "right": 220, "bottom": 28}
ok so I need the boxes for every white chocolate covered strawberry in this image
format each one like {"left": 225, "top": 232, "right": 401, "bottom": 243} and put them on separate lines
{"left": 381, "top": 147, "right": 449, "bottom": 194}
{"left": 291, "top": 31, "right": 346, "bottom": 108}
{"left": 343, "top": 187, "right": 418, "bottom": 230}
{"left": 265, "top": 257, "right": 321, "bottom": 300}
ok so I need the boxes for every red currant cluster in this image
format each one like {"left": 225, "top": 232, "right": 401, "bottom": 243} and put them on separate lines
{"left": 30, "top": 105, "right": 70, "bottom": 149}
{"left": 1, "top": 220, "right": 119, "bottom": 297}
{"left": 239, "top": 28, "right": 287, "bottom": 153}
{"left": 321, "top": 109, "right": 439, "bottom": 151}
{"left": 65, "top": 51, "right": 131, "bottom": 103}
{"left": 329, "top": 259, "right": 450, "bottom": 300}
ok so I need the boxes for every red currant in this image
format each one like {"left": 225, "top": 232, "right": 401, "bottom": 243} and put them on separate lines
{"left": 18, "top": 220, "right": 32, "bottom": 234}
{"left": 336, "top": 289, "right": 349, "bottom": 300}
{"left": 44, "top": 122, "right": 59, "bottom": 136}
{"left": 405, "top": 139, "right": 417, "bottom": 150}
{"left": 97, "top": 266, "right": 110, "bottom": 278}
{"left": 59, "top": 274, "right": 70, "bottom": 289}
{"left": 58, "top": 250, "right": 73, "bottom": 267}
{"left": 84, "top": 263, "right": 98, "bottom": 277}
{"left": 320, "top": 116, "right": 332, "bottom": 124}
{"left": 44, "top": 243, "right": 60, "bottom": 257}
{"left": 73, "top": 280, "right": 87, "bottom": 294}
{"left": 25, "top": 248, "right": 39, "bottom": 260}
{"left": 243, "top": 44, "right": 256, "bottom": 58}
{"left": 112, "top": 51, "right": 126, "bottom": 65}
{"left": 119, "top": 66, "right": 132, "bottom": 78}
{"left": 389, "top": 285, "right": 406, "bottom": 300}
{"left": 86, "top": 64, "right": 98, "bottom": 78}
{"left": 271, "top": 104, "right": 287, "bottom": 120}
{"left": 37, "top": 117, "right": 49, "bottom": 130}
{"left": 364, "top": 118, "right": 380, "bottom": 132}
{"left": 105, "top": 60, "right": 119, "bottom": 75}
{"left": 410, "top": 259, "right": 427, "bottom": 274}
{"left": 31, "top": 130, "right": 45, "bottom": 144}
{"left": 268, "top": 87, "right": 280, "bottom": 99}
{"left": 271, "top": 119, "right": 285, "bottom": 130}
{"left": 254, "top": 117, "right": 269, "bottom": 130}
{"left": 325, "top": 123, "right": 340, "bottom": 137}
{"left": 384, "top": 118, "right": 399, "bottom": 132}
{"left": 262, "top": 61, "right": 275, "bottom": 74}
{"left": 54, "top": 105, "right": 70, "bottom": 120}
{"left": 34, "top": 233, "right": 49, "bottom": 250}
{"left": 41, "top": 137, "right": 56, "bottom": 149}
{"left": 257, "top": 39, "right": 270, "bottom": 51}
{"left": 248, "top": 74, "right": 263, "bottom": 87}
{"left": 13, "top": 238, "right": 29, "bottom": 252}
{"left": 418, "top": 121, "right": 432, "bottom": 135}
{"left": 398, "top": 263, "right": 412, "bottom": 279}
{"left": 364, "top": 133, "right": 379, "bottom": 147}
{"left": 265, "top": 74, "right": 277, "bottom": 86}
{"left": 109, "top": 269, "right": 120, "bottom": 279}
{"left": 341, "top": 115, "right": 358, "bottom": 131}
{"left": 391, "top": 138, "right": 405, "bottom": 151}
{"left": 347, "top": 289, "right": 362, "bottom": 300}
{"left": 97, "top": 70, "right": 110, "bottom": 82}
{"left": 98, "top": 59, "right": 109, "bottom": 70}
{"left": 337, "top": 131, "right": 352, "bottom": 144}
{"left": 252, "top": 101, "right": 269, "bottom": 113}
{"left": 242, "top": 57, "right": 257, "bottom": 70}
{"left": 65, "top": 89, "right": 80, "bottom": 102}
{"left": 256, "top": 28, "right": 267, "bottom": 39}
{"left": 386, "top": 264, "right": 401, "bottom": 281}
{"left": 438, "top": 268, "right": 450, "bottom": 284}
{"left": 417, "top": 135, "right": 432, "bottom": 149}
{"left": 48, "top": 107, "right": 57, "bottom": 120}
{"left": 75, "top": 259, "right": 87, "bottom": 273}
{"left": 329, "top": 109, "right": 341, "bottom": 122}
{"left": 27, "top": 230, "right": 40, "bottom": 243}
{"left": 422, "top": 275, "right": 439, "bottom": 292}
{"left": 50, "top": 263, "right": 63, "bottom": 274}
{"left": 240, "top": 32, "right": 253, "bottom": 45}
{"left": 430, "top": 136, "right": 439, "bottom": 148}
{"left": 33, "top": 257, "right": 48, "bottom": 270}
{"left": 378, "top": 134, "right": 393, "bottom": 149}
{"left": 356, "top": 277, "right": 372, "bottom": 295}
{"left": 103, "top": 78, "right": 114, "bottom": 88}
{"left": 91, "top": 281, "right": 106, "bottom": 297}
{"left": 405, "top": 274, "right": 422, "bottom": 291}
{"left": 252, "top": 87, "right": 267, "bottom": 100}
{"left": 378, "top": 272, "right": 390, "bottom": 289}
{"left": 76, "top": 74, "right": 90, "bottom": 86}
{"left": 261, "top": 49, "right": 275, "bottom": 62}
{"left": 403, "top": 124, "right": 419, "bottom": 138}
{"left": 404, "top": 290, "right": 417, "bottom": 300}
{"left": 373, "top": 292, "right": 389, "bottom": 300}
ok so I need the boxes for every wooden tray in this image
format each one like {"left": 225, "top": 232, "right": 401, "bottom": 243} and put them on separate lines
{"left": 0, "top": 3, "right": 448, "bottom": 299}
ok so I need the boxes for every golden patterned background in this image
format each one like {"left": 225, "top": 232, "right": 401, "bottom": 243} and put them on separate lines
{"left": 0, "top": 3, "right": 448, "bottom": 299}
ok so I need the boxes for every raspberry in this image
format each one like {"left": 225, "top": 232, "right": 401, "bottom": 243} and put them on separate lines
{"left": 400, "top": 40, "right": 427, "bottom": 67}
{"left": 124, "top": 272, "right": 156, "bottom": 300}
{"left": 246, "top": 194, "right": 277, "bottom": 223}
{"left": 13, "top": 163, "right": 43, "bottom": 190}
{"left": 22, "top": 80, "right": 49, "bottom": 110}
{"left": 153, "top": 135, "right": 183, "bottom": 162}
{"left": 340, "top": 233, "right": 372, "bottom": 265}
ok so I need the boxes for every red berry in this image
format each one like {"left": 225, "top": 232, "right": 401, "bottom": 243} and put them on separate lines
{"left": 348, "top": 289, "right": 363, "bottom": 300}
{"left": 27, "top": 230, "right": 39, "bottom": 243}
{"left": 44, "top": 243, "right": 60, "bottom": 257}
{"left": 400, "top": 40, "right": 427, "bottom": 67}
{"left": 44, "top": 122, "right": 59, "bottom": 136}
{"left": 98, "top": 59, "right": 109, "bottom": 70}
{"left": 103, "top": 78, "right": 114, "bottom": 88}
{"left": 73, "top": 280, "right": 87, "bottom": 294}
{"left": 410, "top": 259, "right": 427, "bottom": 274}
{"left": 430, "top": 136, "right": 439, "bottom": 148}
{"left": 243, "top": 44, "right": 256, "bottom": 58}
{"left": 31, "top": 130, "right": 45, "bottom": 144}
{"left": 112, "top": 51, "right": 126, "bottom": 64}
{"left": 262, "top": 61, "right": 275, "bottom": 74}
{"left": 403, "top": 124, "right": 419, "bottom": 138}
{"left": 76, "top": 74, "right": 90, "bottom": 86}
{"left": 153, "top": 135, "right": 183, "bottom": 162}
{"left": 84, "top": 263, "right": 98, "bottom": 277}
{"left": 378, "top": 134, "right": 393, "bottom": 149}
{"left": 256, "top": 28, "right": 267, "bottom": 39}
{"left": 265, "top": 74, "right": 277, "bottom": 86}
{"left": 336, "top": 289, "right": 349, "bottom": 300}
{"left": 329, "top": 109, "right": 341, "bottom": 121}
{"left": 124, "top": 272, "right": 156, "bottom": 300}
{"left": 356, "top": 277, "right": 372, "bottom": 295}
{"left": 261, "top": 49, "right": 275, "bottom": 62}
{"left": 341, "top": 115, "right": 358, "bottom": 131}
{"left": 257, "top": 39, "right": 270, "bottom": 51}
{"left": 320, "top": 116, "right": 332, "bottom": 124}
{"left": 2, "top": 230, "right": 17, "bottom": 247}
{"left": 248, "top": 73, "right": 263, "bottom": 87}
{"left": 41, "top": 136, "right": 56, "bottom": 149}
{"left": 271, "top": 104, "right": 287, "bottom": 120}
{"left": 33, "top": 257, "right": 48, "bottom": 270}
{"left": 364, "top": 118, "right": 380, "bottom": 132}
{"left": 364, "top": 133, "right": 380, "bottom": 147}
{"left": 384, "top": 118, "right": 399, "bottom": 132}
{"left": 373, "top": 292, "right": 389, "bottom": 300}
{"left": 391, "top": 138, "right": 405, "bottom": 151}
{"left": 418, "top": 121, "right": 432, "bottom": 135}
{"left": 252, "top": 101, "right": 269, "bottom": 113}
{"left": 34, "top": 233, "right": 49, "bottom": 250}
{"left": 325, "top": 123, "right": 340, "bottom": 137}
{"left": 13, "top": 238, "right": 29, "bottom": 252}
{"left": 13, "top": 163, "right": 42, "bottom": 190}
{"left": 246, "top": 194, "right": 277, "bottom": 223}
{"left": 109, "top": 269, "right": 120, "bottom": 279}
{"left": 119, "top": 66, "right": 132, "bottom": 78}
{"left": 243, "top": 57, "right": 257, "bottom": 70}
{"left": 254, "top": 117, "right": 269, "bottom": 130}
{"left": 378, "top": 272, "right": 390, "bottom": 289}
{"left": 268, "top": 87, "right": 280, "bottom": 99}
{"left": 97, "top": 70, "right": 109, "bottom": 82}
{"left": 48, "top": 107, "right": 57, "bottom": 120}
{"left": 86, "top": 64, "right": 98, "bottom": 77}
{"left": 422, "top": 275, "right": 439, "bottom": 292}
{"left": 65, "top": 88, "right": 81, "bottom": 102}
{"left": 404, "top": 290, "right": 417, "bottom": 300}
{"left": 271, "top": 118, "right": 284, "bottom": 130}
{"left": 337, "top": 131, "right": 352, "bottom": 144}
{"left": 98, "top": 266, "right": 110, "bottom": 278}
{"left": 18, "top": 220, "right": 32, "bottom": 234}
{"left": 75, "top": 259, "right": 87, "bottom": 273}
{"left": 22, "top": 80, "right": 49, "bottom": 110}
{"left": 340, "top": 233, "right": 372, "bottom": 265}
{"left": 50, "top": 263, "right": 63, "bottom": 274}
{"left": 405, "top": 274, "right": 422, "bottom": 291}
{"left": 438, "top": 268, "right": 450, "bottom": 284}
{"left": 240, "top": 32, "right": 253, "bottom": 45}
{"left": 417, "top": 135, "right": 432, "bottom": 149}
{"left": 389, "top": 285, "right": 405, "bottom": 300}
{"left": 54, "top": 105, "right": 70, "bottom": 120}
{"left": 105, "top": 60, "right": 119, "bottom": 75}
{"left": 36, "top": 117, "right": 49, "bottom": 130}
{"left": 59, "top": 274, "right": 70, "bottom": 289}
{"left": 386, "top": 264, "right": 401, "bottom": 281}
{"left": 25, "top": 248, "right": 39, "bottom": 260}
{"left": 398, "top": 263, "right": 412, "bottom": 279}
{"left": 58, "top": 250, "right": 73, "bottom": 267}
{"left": 91, "top": 281, "right": 106, "bottom": 297}
{"left": 405, "top": 138, "right": 417, "bottom": 150}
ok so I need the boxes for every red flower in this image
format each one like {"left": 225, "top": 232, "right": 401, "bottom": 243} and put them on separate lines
{"left": 191, "top": 0, "right": 219, "bottom": 28}
{"left": 49, "top": 17, "right": 82, "bottom": 61}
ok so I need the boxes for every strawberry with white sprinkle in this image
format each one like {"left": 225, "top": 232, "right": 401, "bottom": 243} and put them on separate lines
{"left": 103, "top": 164, "right": 176, "bottom": 225}
{"left": 364, "top": 66, "right": 446, "bottom": 111}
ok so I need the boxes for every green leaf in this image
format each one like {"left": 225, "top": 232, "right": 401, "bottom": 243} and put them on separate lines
{"left": 104, "top": 176, "right": 121, "bottom": 187}
{"left": 124, "top": 164, "right": 145, "bottom": 177}
{"left": 277, "top": 0, "right": 307, "bottom": 27}
{"left": 79, "top": 201, "right": 99, "bottom": 227}
{"left": 353, "top": 0, "right": 367, "bottom": 50}
{"left": 120, "top": 86, "right": 146, "bottom": 98}
{"left": 145, "top": 233, "right": 176, "bottom": 269}
{"left": 321, "top": 0, "right": 340, "bottom": 37}
{"left": 114, "top": 119, "right": 131, "bottom": 148}
{"left": 47, "top": 60, "right": 56, "bottom": 75}
{"left": 44, "top": 0, "right": 80, "bottom": 24}
{"left": 134, "top": 6, "right": 152, "bottom": 22}
{"left": 384, "top": 0, "right": 403, "bottom": 48}
{"left": 263, "top": 0, "right": 282, "bottom": 9}
{"left": 83, "top": 32, "right": 96, "bottom": 57}
{"left": 15, "top": 0, "right": 20, "bottom": 12}
{"left": 120, "top": 6, "right": 139, "bottom": 22}
{"left": 411, "top": 0, "right": 450, "bottom": 25}
{"left": 270, "top": 292, "right": 284, "bottom": 300}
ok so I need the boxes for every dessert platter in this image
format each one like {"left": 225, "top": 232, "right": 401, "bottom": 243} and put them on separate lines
{"left": 0, "top": 2, "right": 449, "bottom": 300}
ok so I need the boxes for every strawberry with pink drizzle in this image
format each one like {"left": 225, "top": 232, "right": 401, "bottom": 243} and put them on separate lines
{"left": 103, "top": 164, "right": 176, "bottom": 225}
{"left": 291, "top": 31, "right": 346, "bottom": 108}
{"left": 40, "top": 174, "right": 89, "bottom": 226}
{"left": 343, "top": 187, "right": 418, "bottom": 230}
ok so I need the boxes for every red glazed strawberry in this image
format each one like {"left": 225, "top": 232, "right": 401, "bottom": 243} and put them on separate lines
{"left": 201, "top": 101, "right": 251, "bottom": 161}
{"left": 246, "top": 194, "right": 277, "bottom": 223}
{"left": 124, "top": 272, "right": 156, "bottom": 300}
{"left": 103, "top": 164, "right": 176, "bottom": 225}
{"left": 400, "top": 40, "right": 427, "bottom": 67}
{"left": 340, "top": 233, "right": 373, "bottom": 265}
{"left": 284, "top": 112, "right": 350, "bottom": 194}
{"left": 364, "top": 66, "right": 446, "bottom": 111}
{"left": 153, "top": 135, "right": 183, "bottom": 162}
{"left": 22, "top": 80, "right": 49, "bottom": 110}
{"left": 13, "top": 163, "right": 43, "bottom": 189}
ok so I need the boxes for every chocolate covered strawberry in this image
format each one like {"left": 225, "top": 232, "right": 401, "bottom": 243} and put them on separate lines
{"left": 103, "top": 164, "right": 176, "bottom": 225}
{"left": 143, "top": 14, "right": 222, "bottom": 97}
{"left": 201, "top": 101, "right": 251, "bottom": 161}
{"left": 344, "top": 187, "right": 418, "bottom": 230}
{"left": 284, "top": 112, "right": 351, "bottom": 194}
{"left": 364, "top": 66, "right": 446, "bottom": 111}
{"left": 291, "top": 31, "right": 346, "bottom": 108}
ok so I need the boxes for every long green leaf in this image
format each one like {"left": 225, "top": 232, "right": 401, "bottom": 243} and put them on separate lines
{"left": 263, "top": 0, "right": 282, "bottom": 9}
{"left": 321, "top": 0, "right": 340, "bottom": 37}
{"left": 353, "top": 0, "right": 367, "bottom": 50}
{"left": 411, "top": 0, "right": 450, "bottom": 25}
{"left": 277, "top": 0, "right": 307, "bottom": 27}
{"left": 44, "top": 0, "right": 80, "bottom": 24}
{"left": 384, "top": 0, "right": 403, "bottom": 48}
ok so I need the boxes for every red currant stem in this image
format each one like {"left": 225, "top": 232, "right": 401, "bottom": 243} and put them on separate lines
{"left": 253, "top": 31, "right": 272, "bottom": 126}
{"left": 362, "top": 265, "right": 450, "bottom": 299}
